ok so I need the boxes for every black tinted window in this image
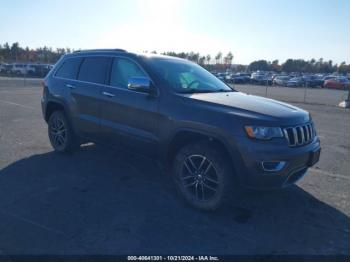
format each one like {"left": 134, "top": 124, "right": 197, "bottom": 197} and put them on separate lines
{"left": 56, "top": 58, "right": 82, "bottom": 79}
{"left": 110, "top": 58, "right": 146, "bottom": 88}
{"left": 78, "top": 57, "right": 110, "bottom": 84}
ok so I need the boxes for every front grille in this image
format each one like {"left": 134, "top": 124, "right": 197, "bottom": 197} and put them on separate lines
{"left": 283, "top": 123, "right": 315, "bottom": 147}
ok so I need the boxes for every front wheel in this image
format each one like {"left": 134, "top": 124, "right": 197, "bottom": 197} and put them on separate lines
{"left": 48, "top": 111, "right": 79, "bottom": 153}
{"left": 172, "top": 141, "right": 234, "bottom": 211}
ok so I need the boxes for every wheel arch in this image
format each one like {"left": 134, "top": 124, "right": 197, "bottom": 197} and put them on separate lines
{"left": 45, "top": 101, "right": 67, "bottom": 122}
{"left": 165, "top": 129, "right": 239, "bottom": 174}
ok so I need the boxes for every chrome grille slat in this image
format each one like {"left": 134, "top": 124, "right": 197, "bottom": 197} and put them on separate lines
{"left": 303, "top": 126, "right": 309, "bottom": 142}
{"left": 306, "top": 125, "right": 311, "bottom": 141}
{"left": 299, "top": 126, "right": 305, "bottom": 144}
{"left": 293, "top": 128, "right": 298, "bottom": 146}
{"left": 309, "top": 124, "right": 313, "bottom": 140}
{"left": 283, "top": 123, "right": 314, "bottom": 147}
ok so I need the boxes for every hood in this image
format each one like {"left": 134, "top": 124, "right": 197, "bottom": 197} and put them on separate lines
{"left": 180, "top": 91, "right": 310, "bottom": 124}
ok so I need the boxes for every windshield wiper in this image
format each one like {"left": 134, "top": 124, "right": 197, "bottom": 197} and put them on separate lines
{"left": 178, "top": 88, "right": 235, "bottom": 94}
{"left": 215, "top": 89, "right": 235, "bottom": 92}
{"left": 178, "top": 89, "right": 217, "bottom": 94}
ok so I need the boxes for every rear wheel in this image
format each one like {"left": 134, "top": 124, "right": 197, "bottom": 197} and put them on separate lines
{"left": 172, "top": 141, "right": 234, "bottom": 210}
{"left": 48, "top": 111, "right": 79, "bottom": 153}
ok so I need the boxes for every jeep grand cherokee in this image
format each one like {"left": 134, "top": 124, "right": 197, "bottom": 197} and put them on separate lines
{"left": 41, "top": 49, "right": 321, "bottom": 210}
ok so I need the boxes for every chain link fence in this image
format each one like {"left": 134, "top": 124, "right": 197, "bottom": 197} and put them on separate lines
{"left": 0, "top": 75, "right": 41, "bottom": 88}
{"left": 0, "top": 74, "right": 349, "bottom": 107}
{"left": 233, "top": 83, "right": 350, "bottom": 107}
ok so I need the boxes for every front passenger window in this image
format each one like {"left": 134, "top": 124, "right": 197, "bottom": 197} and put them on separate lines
{"left": 110, "top": 58, "right": 147, "bottom": 89}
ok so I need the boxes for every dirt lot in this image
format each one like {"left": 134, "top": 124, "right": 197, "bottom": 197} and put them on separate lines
{"left": 0, "top": 78, "right": 349, "bottom": 255}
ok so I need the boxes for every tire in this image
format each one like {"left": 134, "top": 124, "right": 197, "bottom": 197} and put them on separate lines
{"left": 48, "top": 111, "right": 79, "bottom": 153}
{"left": 172, "top": 141, "right": 234, "bottom": 211}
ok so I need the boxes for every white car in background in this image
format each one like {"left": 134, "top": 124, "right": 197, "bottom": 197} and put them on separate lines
{"left": 0, "top": 63, "right": 7, "bottom": 73}
{"left": 274, "top": 76, "right": 291, "bottom": 86}
{"left": 10, "top": 64, "right": 36, "bottom": 75}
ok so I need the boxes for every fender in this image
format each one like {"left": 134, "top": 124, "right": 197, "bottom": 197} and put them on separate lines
{"left": 44, "top": 95, "right": 79, "bottom": 135}
{"left": 161, "top": 126, "right": 246, "bottom": 181}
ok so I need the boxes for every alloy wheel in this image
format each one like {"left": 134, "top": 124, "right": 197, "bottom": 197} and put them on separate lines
{"left": 49, "top": 115, "right": 67, "bottom": 149}
{"left": 180, "top": 154, "right": 219, "bottom": 202}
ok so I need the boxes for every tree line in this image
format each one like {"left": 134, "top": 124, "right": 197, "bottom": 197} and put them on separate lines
{"left": 0, "top": 42, "right": 71, "bottom": 64}
{"left": 1, "top": 42, "right": 349, "bottom": 74}
{"left": 160, "top": 51, "right": 233, "bottom": 69}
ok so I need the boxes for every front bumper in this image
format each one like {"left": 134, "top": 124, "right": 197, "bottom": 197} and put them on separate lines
{"left": 230, "top": 136, "right": 321, "bottom": 189}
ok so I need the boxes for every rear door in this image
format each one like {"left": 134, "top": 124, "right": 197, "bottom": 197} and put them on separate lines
{"left": 55, "top": 56, "right": 111, "bottom": 140}
{"left": 99, "top": 57, "right": 159, "bottom": 155}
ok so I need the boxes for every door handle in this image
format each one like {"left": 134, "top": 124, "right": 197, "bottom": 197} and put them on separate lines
{"left": 66, "top": 84, "right": 76, "bottom": 89}
{"left": 102, "top": 91, "right": 115, "bottom": 97}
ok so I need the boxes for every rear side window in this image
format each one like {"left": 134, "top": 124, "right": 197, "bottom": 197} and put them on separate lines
{"left": 55, "top": 58, "right": 82, "bottom": 79}
{"left": 78, "top": 57, "right": 111, "bottom": 84}
{"left": 110, "top": 58, "right": 146, "bottom": 88}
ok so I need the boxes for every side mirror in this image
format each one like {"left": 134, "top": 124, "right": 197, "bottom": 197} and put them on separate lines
{"left": 127, "top": 77, "right": 151, "bottom": 93}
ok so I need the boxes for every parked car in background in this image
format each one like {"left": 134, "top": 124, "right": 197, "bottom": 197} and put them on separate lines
{"left": 233, "top": 73, "right": 251, "bottom": 84}
{"left": 225, "top": 73, "right": 251, "bottom": 84}
{"left": 9, "top": 64, "right": 26, "bottom": 75}
{"left": 286, "top": 77, "right": 303, "bottom": 87}
{"left": 0, "top": 62, "right": 54, "bottom": 78}
{"left": 323, "top": 77, "right": 350, "bottom": 90}
{"left": 26, "top": 64, "right": 38, "bottom": 76}
{"left": 0, "top": 63, "right": 8, "bottom": 74}
{"left": 31, "top": 64, "right": 53, "bottom": 77}
{"left": 225, "top": 74, "right": 234, "bottom": 83}
{"left": 4, "top": 64, "right": 12, "bottom": 74}
{"left": 216, "top": 72, "right": 227, "bottom": 82}
{"left": 323, "top": 76, "right": 336, "bottom": 81}
{"left": 9, "top": 63, "right": 36, "bottom": 75}
{"left": 273, "top": 76, "right": 290, "bottom": 86}
{"left": 250, "top": 72, "right": 272, "bottom": 85}
{"left": 302, "top": 75, "right": 323, "bottom": 88}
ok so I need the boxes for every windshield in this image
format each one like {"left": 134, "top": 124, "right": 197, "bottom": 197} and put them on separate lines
{"left": 144, "top": 57, "right": 234, "bottom": 93}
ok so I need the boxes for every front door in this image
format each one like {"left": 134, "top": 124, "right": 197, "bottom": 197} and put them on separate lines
{"left": 100, "top": 57, "right": 159, "bottom": 155}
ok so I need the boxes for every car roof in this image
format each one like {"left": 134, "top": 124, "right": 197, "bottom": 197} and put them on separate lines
{"left": 64, "top": 49, "right": 189, "bottom": 63}
{"left": 65, "top": 49, "right": 130, "bottom": 58}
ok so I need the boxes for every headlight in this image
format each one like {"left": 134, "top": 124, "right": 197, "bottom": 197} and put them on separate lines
{"left": 244, "top": 126, "right": 283, "bottom": 140}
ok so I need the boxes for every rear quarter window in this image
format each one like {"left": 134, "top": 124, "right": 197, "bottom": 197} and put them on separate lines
{"left": 55, "top": 58, "right": 82, "bottom": 79}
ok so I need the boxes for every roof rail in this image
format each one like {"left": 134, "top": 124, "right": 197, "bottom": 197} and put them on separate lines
{"left": 73, "top": 48, "right": 127, "bottom": 53}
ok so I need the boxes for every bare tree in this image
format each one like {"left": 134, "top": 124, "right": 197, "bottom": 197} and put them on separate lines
{"left": 206, "top": 54, "right": 211, "bottom": 65}
{"left": 215, "top": 52, "right": 222, "bottom": 65}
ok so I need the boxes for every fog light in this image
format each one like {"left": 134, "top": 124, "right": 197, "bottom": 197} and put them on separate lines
{"left": 261, "top": 161, "right": 286, "bottom": 172}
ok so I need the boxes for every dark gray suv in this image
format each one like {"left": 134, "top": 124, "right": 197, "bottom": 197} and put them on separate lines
{"left": 41, "top": 49, "right": 321, "bottom": 210}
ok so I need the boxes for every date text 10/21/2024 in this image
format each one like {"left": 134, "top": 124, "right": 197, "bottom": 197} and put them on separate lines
{"left": 127, "top": 256, "right": 220, "bottom": 261}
